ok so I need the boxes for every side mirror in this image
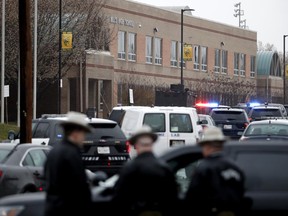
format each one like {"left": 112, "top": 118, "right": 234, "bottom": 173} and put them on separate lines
{"left": 8, "top": 130, "right": 16, "bottom": 141}
{"left": 92, "top": 171, "right": 108, "bottom": 186}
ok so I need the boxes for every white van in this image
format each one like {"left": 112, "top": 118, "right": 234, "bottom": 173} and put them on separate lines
{"left": 121, "top": 107, "right": 200, "bottom": 157}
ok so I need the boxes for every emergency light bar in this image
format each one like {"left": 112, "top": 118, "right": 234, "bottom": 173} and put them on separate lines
{"left": 195, "top": 102, "right": 219, "bottom": 108}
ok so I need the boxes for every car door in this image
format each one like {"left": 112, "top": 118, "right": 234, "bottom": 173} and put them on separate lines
{"left": 21, "top": 148, "right": 48, "bottom": 191}
{"left": 32, "top": 122, "right": 50, "bottom": 145}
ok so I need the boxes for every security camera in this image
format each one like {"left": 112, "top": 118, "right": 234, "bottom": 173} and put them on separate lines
{"left": 154, "top": 27, "right": 159, "bottom": 33}
{"left": 221, "top": 42, "right": 225, "bottom": 46}
{"left": 139, "top": 24, "right": 142, "bottom": 28}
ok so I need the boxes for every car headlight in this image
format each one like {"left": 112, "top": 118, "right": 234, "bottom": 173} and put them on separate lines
{"left": 0, "top": 206, "right": 24, "bottom": 216}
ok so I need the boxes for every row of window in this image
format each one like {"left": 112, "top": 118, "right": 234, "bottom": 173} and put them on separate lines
{"left": 117, "top": 31, "right": 256, "bottom": 77}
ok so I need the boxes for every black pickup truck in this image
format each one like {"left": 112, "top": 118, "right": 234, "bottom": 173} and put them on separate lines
{"left": 0, "top": 142, "right": 288, "bottom": 216}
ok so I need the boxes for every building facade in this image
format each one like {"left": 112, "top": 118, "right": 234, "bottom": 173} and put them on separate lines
{"left": 61, "top": 0, "right": 258, "bottom": 117}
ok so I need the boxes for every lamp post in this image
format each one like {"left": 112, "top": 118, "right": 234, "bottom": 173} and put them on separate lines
{"left": 1, "top": 0, "right": 5, "bottom": 123}
{"left": 181, "top": 8, "right": 194, "bottom": 87}
{"left": 283, "top": 35, "right": 288, "bottom": 104}
{"left": 58, "top": 0, "right": 62, "bottom": 114}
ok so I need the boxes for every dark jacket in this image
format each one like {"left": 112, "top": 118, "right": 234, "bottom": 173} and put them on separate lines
{"left": 113, "top": 152, "right": 178, "bottom": 216}
{"left": 44, "top": 140, "right": 91, "bottom": 216}
{"left": 185, "top": 152, "right": 245, "bottom": 216}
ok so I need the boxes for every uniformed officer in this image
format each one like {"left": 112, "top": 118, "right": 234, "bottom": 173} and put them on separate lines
{"left": 44, "top": 112, "right": 92, "bottom": 216}
{"left": 113, "top": 126, "right": 178, "bottom": 216}
{"left": 185, "top": 127, "right": 246, "bottom": 216}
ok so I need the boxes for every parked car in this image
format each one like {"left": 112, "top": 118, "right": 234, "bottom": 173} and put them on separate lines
{"left": 0, "top": 144, "right": 51, "bottom": 198}
{"left": 210, "top": 108, "right": 249, "bottom": 139}
{"left": 8, "top": 115, "right": 130, "bottom": 175}
{"left": 198, "top": 114, "right": 216, "bottom": 129}
{"left": 121, "top": 106, "right": 200, "bottom": 157}
{"left": 249, "top": 105, "right": 285, "bottom": 122}
{"left": 240, "top": 119, "right": 288, "bottom": 142}
{"left": 1, "top": 141, "right": 288, "bottom": 216}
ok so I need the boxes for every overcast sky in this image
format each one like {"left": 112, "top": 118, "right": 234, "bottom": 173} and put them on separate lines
{"left": 132, "top": 0, "right": 288, "bottom": 52}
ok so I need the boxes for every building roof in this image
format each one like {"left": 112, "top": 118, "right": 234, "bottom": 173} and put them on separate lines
{"left": 158, "top": 6, "right": 193, "bottom": 15}
{"left": 257, "top": 51, "right": 282, "bottom": 77}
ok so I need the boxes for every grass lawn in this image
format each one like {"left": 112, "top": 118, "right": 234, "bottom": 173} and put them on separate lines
{"left": 0, "top": 124, "right": 19, "bottom": 142}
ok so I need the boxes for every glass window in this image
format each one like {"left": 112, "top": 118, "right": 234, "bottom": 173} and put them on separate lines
{"left": 222, "top": 50, "right": 228, "bottom": 74}
{"left": 201, "top": 47, "right": 208, "bottom": 72}
{"left": 170, "top": 114, "right": 193, "bottom": 133}
{"left": 22, "top": 153, "right": 34, "bottom": 166}
{"left": 143, "top": 113, "right": 165, "bottom": 133}
{"left": 33, "top": 123, "right": 50, "bottom": 138}
{"left": 146, "top": 36, "right": 153, "bottom": 64}
{"left": 250, "top": 56, "right": 256, "bottom": 78}
{"left": 170, "top": 41, "right": 177, "bottom": 67}
{"left": 194, "top": 45, "right": 200, "bottom": 70}
{"left": 29, "top": 150, "right": 47, "bottom": 167}
{"left": 250, "top": 108, "right": 282, "bottom": 119}
{"left": 236, "top": 153, "right": 288, "bottom": 191}
{"left": 240, "top": 53, "right": 246, "bottom": 76}
{"left": 178, "top": 42, "right": 186, "bottom": 68}
{"left": 118, "top": 31, "right": 126, "bottom": 60}
{"left": 128, "top": 33, "right": 136, "bottom": 61}
{"left": 234, "top": 53, "right": 240, "bottom": 76}
{"left": 214, "top": 49, "right": 220, "bottom": 73}
{"left": 86, "top": 123, "right": 126, "bottom": 140}
{"left": 154, "top": 38, "right": 162, "bottom": 65}
{"left": 244, "top": 124, "right": 288, "bottom": 136}
{"left": 55, "top": 124, "right": 64, "bottom": 139}
{"left": 211, "top": 111, "right": 247, "bottom": 122}
{"left": 0, "top": 149, "right": 10, "bottom": 163}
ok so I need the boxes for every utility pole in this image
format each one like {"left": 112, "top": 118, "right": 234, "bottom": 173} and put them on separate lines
{"left": 180, "top": 8, "right": 194, "bottom": 87}
{"left": 33, "top": 0, "right": 38, "bottom": 119}
{"left": 1, "top": 0, "right": 5, "bottom": 124}
{"left": 19, "top": 0, "right": 33, "bottom": 143}
{"left": 58, "top": 0, "right": 62, "bottom": 114}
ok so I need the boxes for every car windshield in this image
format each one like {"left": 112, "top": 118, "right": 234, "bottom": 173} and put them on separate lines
{"left": 0, "top": 149, "right": 10, "bottom": 163}
{"left": 211, "top": 111, "right": 247, "bottom": 122}
{"left": 86, "top": 123, "right": 126, "bottom": 140}
{"left": 251, "top": 108, "right": 282, "bottom": 118}
{"left": 109, "top": 110, "right": 125, "bottom": 125}
{"left": 244, "top": 124, "right": 288, "bottom": 136}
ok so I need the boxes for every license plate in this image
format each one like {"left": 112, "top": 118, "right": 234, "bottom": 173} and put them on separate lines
{"left": 97, "top": 147, "right": 110, "bottom": 154}
{"left": 171, "top": 140, "right": 185, "bottom": 147}
{"left": 224, "top": 125, "right": 232, "bottom": 129}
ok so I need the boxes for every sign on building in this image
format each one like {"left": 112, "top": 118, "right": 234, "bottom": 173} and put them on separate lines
{"left": 62, "top": 32, "right": 73, "bottom": 50}
{"left": 4, "top": 85, "right": 9, "bottom": 98}
{"left": 129, "top": 89, "right": 134, "bottom": 105}
{"left": 183, "top": 44, "right": 193, "bottom": 61}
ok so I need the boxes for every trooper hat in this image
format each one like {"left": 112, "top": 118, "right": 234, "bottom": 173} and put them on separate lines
{"left": 198, "top": 127, "right": 226, "bottom": 146}
{"left": 61, "top": 111, "right": 92, "bottom": 133}
{"left": 129, "top": 125, "right": 158, "bottom": 145}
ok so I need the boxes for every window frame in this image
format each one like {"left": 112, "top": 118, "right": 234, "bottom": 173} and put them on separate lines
{"left": 222, "top": 50, "right": 228, "bottom": 74}
{"left": 118, "top": 31, "right": 126, "bottom": 60}
{"left": 193, "top": 45, "right": 200, "bottom": 70}
{"left": 33, "top": 122, "right": 50, "bottom": 139}
{"left": 169, "top": 113, "right": 193, "bottom": 133}
{"left": 128, "top": 33, "right": 136, "bottom": 62}
{"left": 154, "top": 37, "right": 163, "bottom": 65}
{"left": 170, "top": 41, "right": 178, "bottom": 67}
{"left": 250, "top": 56, "right": 256, "bottom": 78}
{"left": 214, "top": 49, "right": 221, "bottom": 73}
{"left": 201, "top": 46, "right": 208, "bottom": 72}
{"left": 240, "top": 53, "right": 246, "bottom": 77}
{"left": 145, "top": 36, "right": 153, "bottom": 64}
{"left": 178, "top": 42, "right": 186, "bottom": 69}
{"left": 234, "top": 52, "right": 240, "bottom": 76}
{"left": 20, "top": 148, "right": 48, "bottom": 167}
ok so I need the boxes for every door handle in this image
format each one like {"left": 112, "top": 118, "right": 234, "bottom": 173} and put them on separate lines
{"left": 33, "top": 171, "right": 40, "bottom": 177}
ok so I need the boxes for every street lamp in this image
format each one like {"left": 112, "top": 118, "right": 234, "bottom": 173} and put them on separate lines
{"left": 180, "top": 8, "right": 194, "bottom": 87}
{"left": 58, "top": 0, "right": 62, "bottom": 114}
{"left": 283, "top": 35, "right": 288, "bottom": 104}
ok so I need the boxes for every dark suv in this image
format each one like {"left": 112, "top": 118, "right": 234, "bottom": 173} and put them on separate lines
{"left": 210, "top": 108, "right": 249, "bottom": 139}
{"left": 9, "top": 115, "right": 130, "bottom": 175}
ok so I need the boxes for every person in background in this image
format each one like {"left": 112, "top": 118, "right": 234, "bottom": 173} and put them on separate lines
{"left": 44, "top": 112, "right": 92, "bottom": 216}
{"left": 114, "top": 126, "right": 178, "bottom": 216}
{"left": 185, "top": 127, "right": 246, "bottom": 216}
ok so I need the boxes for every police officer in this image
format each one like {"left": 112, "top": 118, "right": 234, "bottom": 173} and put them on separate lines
{"left": 114, "top": 126, "right": 178, "bottom": 216}
{"left": 185, "top": 127, "right": 245, "bottom": 216}
{"left": 44, "top": 112, "right": 92, "bottom": 216}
